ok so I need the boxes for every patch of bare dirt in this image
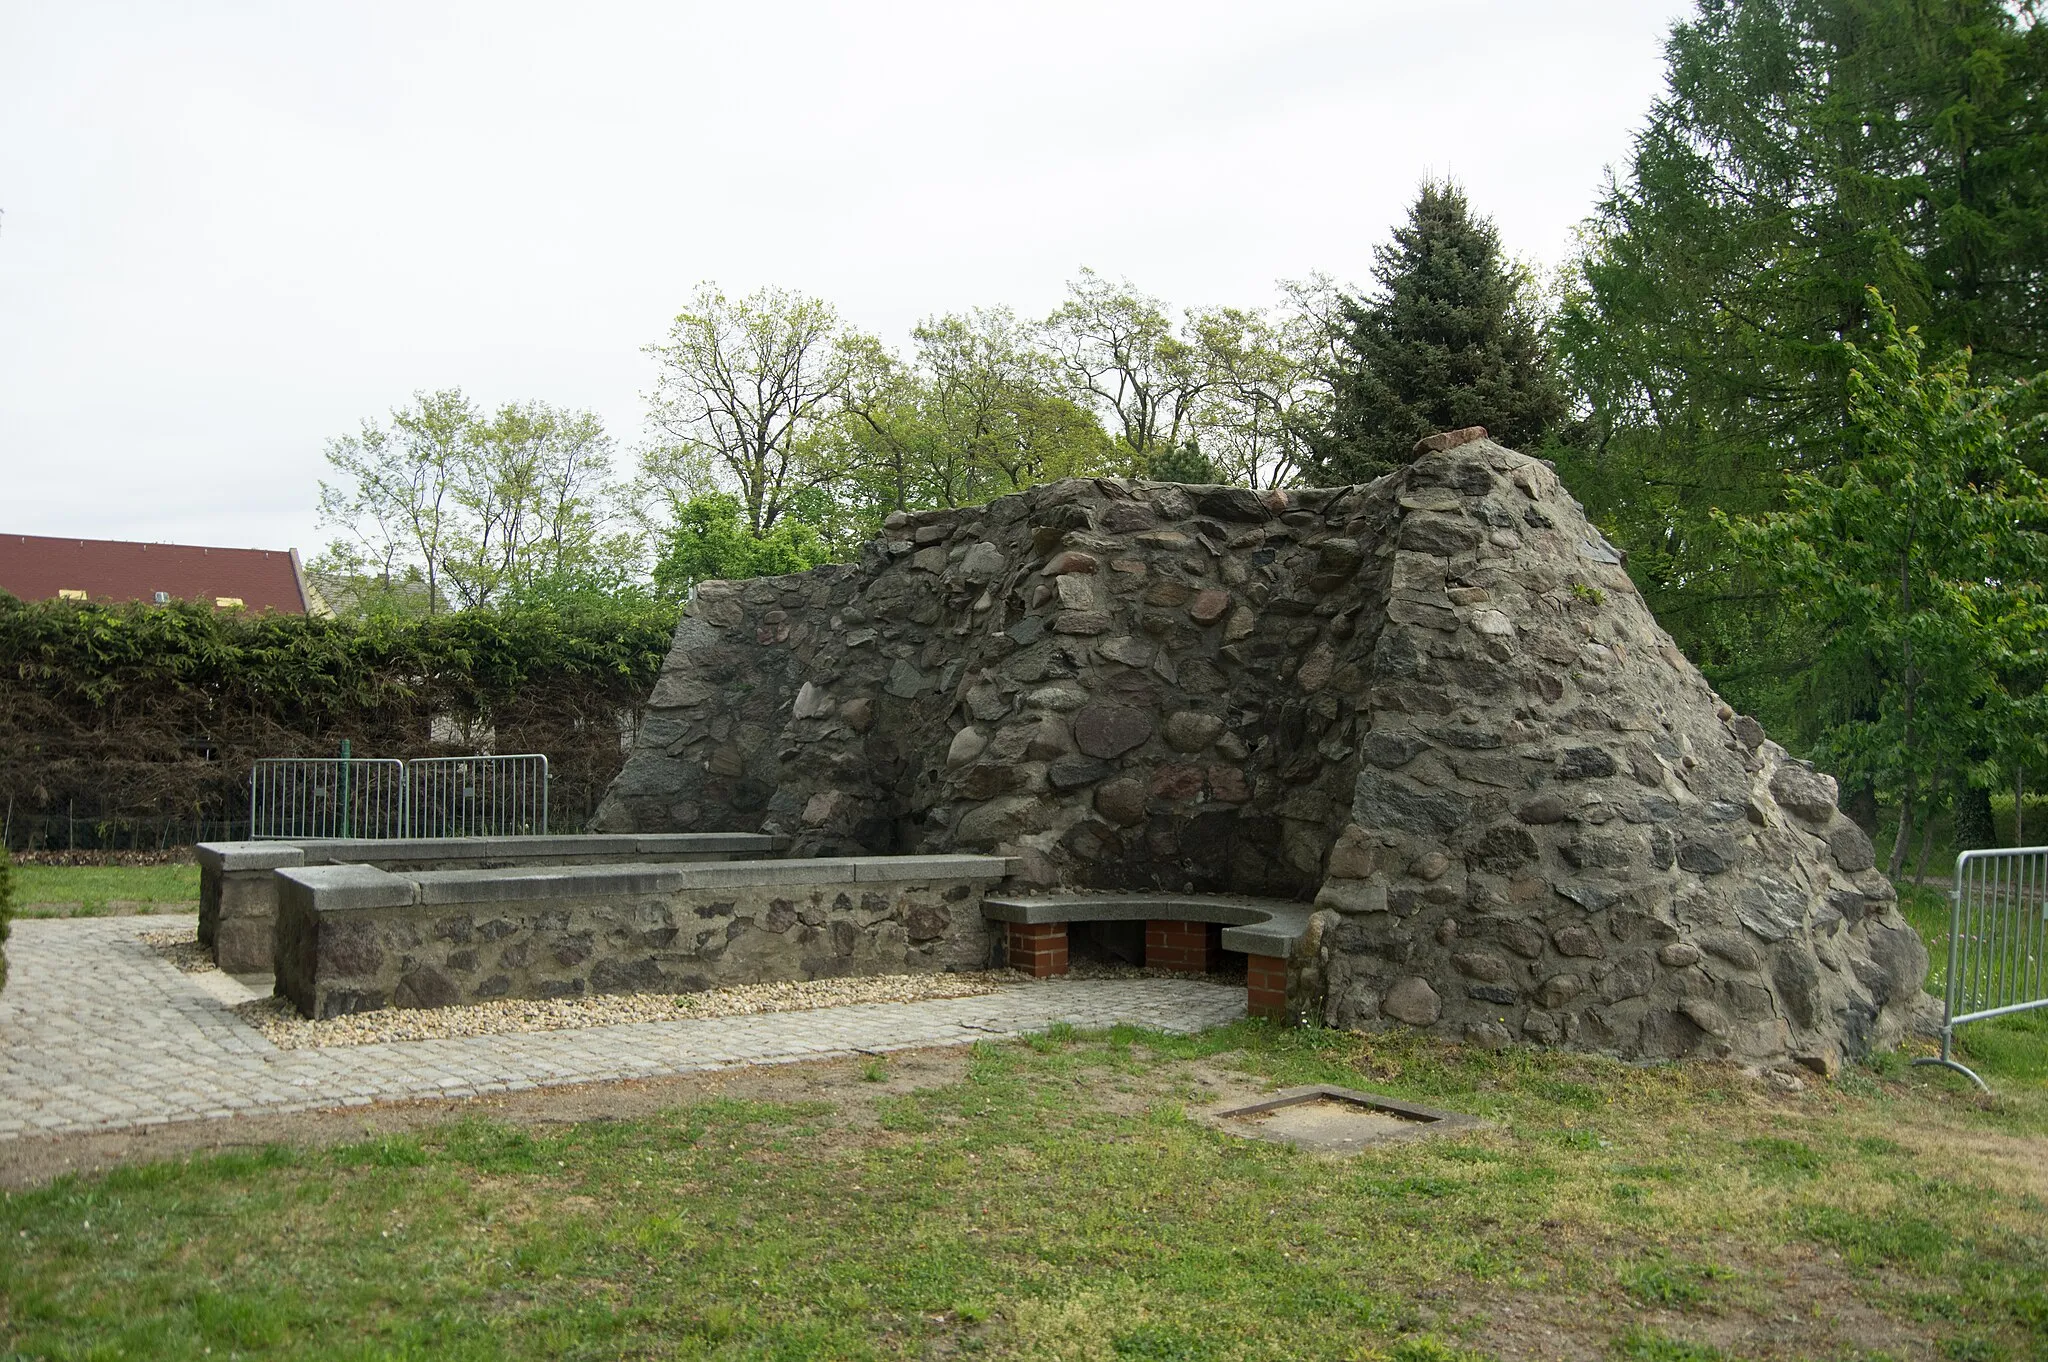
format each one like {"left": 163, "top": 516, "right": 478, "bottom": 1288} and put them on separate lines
{"left": 1459, "top": 1241, "right": 1938, "bottom": 1362}
{"left": 1884, "top": 1114, "right": 2048, "bottom": 1202}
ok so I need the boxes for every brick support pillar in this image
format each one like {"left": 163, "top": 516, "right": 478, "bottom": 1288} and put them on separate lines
{"left": 1007, "top": 921, "right": 1069, "bottom": 977}
{"left": 1246, "top": 953, "right": 1289, "bottom": 1020}
{"left": 1145, "top": 919, "right": 1211, "bottom": 973}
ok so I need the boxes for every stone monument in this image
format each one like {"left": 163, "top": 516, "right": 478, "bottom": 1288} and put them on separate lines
{"left": 594, "top": 429, "right": 1926, "bottom": 1072}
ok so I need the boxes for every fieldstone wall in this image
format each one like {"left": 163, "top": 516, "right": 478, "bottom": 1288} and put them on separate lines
{"left": 198, "top": 833, "right": 786, "bottom": 974}
{"left": 596, "top": 480, "right": 1398, "bottom": 899}
{"left": 274, "top": 858, "right": 1009, "bottom": 1019}
{"left": 595, "top": 433, "right": 1930, "bottom": 1072}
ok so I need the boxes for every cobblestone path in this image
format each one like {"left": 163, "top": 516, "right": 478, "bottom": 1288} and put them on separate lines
{"left": 0, "top": 915, "right": 1246, "bottom": 1140}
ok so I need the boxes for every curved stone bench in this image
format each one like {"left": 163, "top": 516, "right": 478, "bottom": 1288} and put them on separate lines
{"left": 981, "top": 893, "right": 1312, "bottom": 1020}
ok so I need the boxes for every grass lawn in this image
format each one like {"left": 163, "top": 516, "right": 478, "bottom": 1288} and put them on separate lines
{"left": 9, "top": 863, "right": 200, "bottom": 916}
{"left": 2, "top": 997, "right": 2044, "bottom": 1360}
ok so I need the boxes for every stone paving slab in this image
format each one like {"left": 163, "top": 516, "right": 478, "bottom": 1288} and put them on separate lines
{"left": 0, "top": 915, "right": 1246, "bottom": 1141}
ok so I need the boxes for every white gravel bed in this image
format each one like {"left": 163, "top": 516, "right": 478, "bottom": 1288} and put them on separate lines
{"left": 231, "top": 971, "right": 1005, "bottom": 1049}
{"left": 141, "top": 928, "right": 217, "bottom": 973}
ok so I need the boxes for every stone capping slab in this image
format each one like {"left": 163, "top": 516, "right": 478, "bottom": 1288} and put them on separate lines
{"left": 410, "top": 864, "right": 692, "bottom": 905}
{"left": 201, "top": 832, "right": 791, "bottom": 869}
{"left": 845, "top": 855, "right": 1019, "bottom": 883}
{"left": 980, "top": 893, "right": 1312, "bottom": 957}
{"left": 196, "top": 842, "right": 309, "bottom": 873}
{"left": 292, "top": 855, "right": 1025, "bottom": 911}
{"left": 275, "top": 863, "right": 417, "bottom": 911}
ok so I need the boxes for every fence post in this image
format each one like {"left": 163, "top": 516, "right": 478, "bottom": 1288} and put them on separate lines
{"left": 339, "top": 738, "right": 353, "bottom": 840}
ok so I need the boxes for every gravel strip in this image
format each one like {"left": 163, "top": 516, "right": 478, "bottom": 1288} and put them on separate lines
{"left": 141, "top": 929, "right": 217, "bottom": 974}
{"left": 232, "top": 972, "right": 1006, "bottom": 1049}
{"left": 142, "top": 924, "right": 1232, "bottom": 1049}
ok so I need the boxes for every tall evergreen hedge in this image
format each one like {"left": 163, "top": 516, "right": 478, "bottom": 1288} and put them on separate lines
{"left": 0, "top": 846, "right": 13, "bottom": 994}
{"left": 0, "top": 594, "right": 678, "bottom": 847}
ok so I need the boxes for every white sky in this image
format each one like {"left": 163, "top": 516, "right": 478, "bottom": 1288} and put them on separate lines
{"left": 0, "top": 0, "right": 1692, "bottom": 554}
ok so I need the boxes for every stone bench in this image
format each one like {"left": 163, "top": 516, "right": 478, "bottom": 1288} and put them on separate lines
{"left": 980, "top": 894, "right": 1313, "bottom": 1020}
{"left": 198, "top": 833, "right": 789, "bottom": 974}
{"left": 274, "top": 854, "right": 1019, "bottom": 1019}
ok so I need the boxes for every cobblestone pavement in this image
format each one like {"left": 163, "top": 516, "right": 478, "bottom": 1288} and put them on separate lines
{"left": 0, "top": 915, "right": 1246, "bottom": 1141}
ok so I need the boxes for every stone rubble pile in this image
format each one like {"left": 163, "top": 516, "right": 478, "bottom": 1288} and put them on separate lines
{"left": 595, "top": 431, "right": 1928, "bottom": 1070}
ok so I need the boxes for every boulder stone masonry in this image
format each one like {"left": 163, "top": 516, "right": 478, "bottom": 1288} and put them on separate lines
{"left": 595, "top": 433, "right": 1927, "bottom": 1070}
{"left": 272, "top": 859, "right": 1005, "bottom": 1019}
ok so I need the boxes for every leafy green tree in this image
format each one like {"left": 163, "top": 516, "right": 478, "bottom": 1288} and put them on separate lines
{"left": 1726, "top": 292, "right": 2048, "bottom": 877}
{"left": 909, "top": 308, "right": 1113, "bottom": 497}
{"left": 650, "top": 492, "right": 834, "bottom": 595}
{"left": 838, "top": 307, "right": 1115, "bottom": 516}
{"left": 1554, "top": 0, "right": 2048, "bottom": 728}
{"left": 1189, "top": 296, "right": 1326, "bottom": 489}
{"left": 316, "top": 391, "right": 628, "bottom": 613}
{"left": 1309, "top": 181, "right": 1564, "bottom": 484}
{"left": 317, "top": 389, "right": 475, "bottom": 613}
{"left": 1043, "top": 270, "right": 1326, "bottom": 486}
{"left": 643, "top": 284, "right": 884, "bottom": 536}
{"left": 1042, "top": 270, "right": 1206, "bottom": 475}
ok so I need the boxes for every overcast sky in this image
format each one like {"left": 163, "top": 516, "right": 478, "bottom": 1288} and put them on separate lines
{"left": 1, "top": 0, "right": 1692, "bottom": 554}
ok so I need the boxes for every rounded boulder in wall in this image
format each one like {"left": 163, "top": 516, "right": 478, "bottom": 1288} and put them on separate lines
{"left": 1380, "top": 976, "right": 1441, "bottom": 1026}
{"left": 1073, "top": 703, "right": 1155, "bottom": 759}
{"left": 1094, "top": 778, "right": 1149, "bottom": 827}
{"left": 1162, "top": 710, "right": 1224, "bottom": 752}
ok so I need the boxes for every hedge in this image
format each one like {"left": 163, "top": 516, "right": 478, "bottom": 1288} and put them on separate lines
{"left": 0, "top": 594, "right": 678, "bottom": 849}
{"left": 0, "top": 845, "right": 12, "bottom": 993}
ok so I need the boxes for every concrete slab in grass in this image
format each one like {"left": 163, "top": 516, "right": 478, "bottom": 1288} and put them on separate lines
{"left": 1207, "top": 1085, "right": 1486, "bottom": 1154}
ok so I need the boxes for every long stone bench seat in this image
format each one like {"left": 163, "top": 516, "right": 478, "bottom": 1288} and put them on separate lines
{"left": 980, "top": 893, "right": 1311, "bottom": 1019}
{"left": 197, "top": 832, "right": 790, "bottom": 973}
{"left": 275, "top": 854, "right": 1020, "bottom": 1019}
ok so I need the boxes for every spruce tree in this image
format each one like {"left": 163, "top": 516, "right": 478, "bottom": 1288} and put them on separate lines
{"left": 1309, "top": 181, "right": 1564, "bottom": 483}
{"left": 1147, "top": 437, "right": 1219, "bottom": 484}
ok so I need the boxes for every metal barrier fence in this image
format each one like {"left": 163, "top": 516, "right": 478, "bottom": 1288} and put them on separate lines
{"left": 248, "top": 757, "right": 407, "bottom": 841}
{"left": 1913, "top": 845, "right": 2048, "bottom": 1091}
{"left": 406, "top": 754, "right": 549, "bottom": 838}
{"left": 248, "top": 754, "right": 548, "bottom": 840}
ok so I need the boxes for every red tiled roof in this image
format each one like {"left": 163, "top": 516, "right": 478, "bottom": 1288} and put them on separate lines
{"left": 0, "top": 534, "right": 312, "bottom": 614}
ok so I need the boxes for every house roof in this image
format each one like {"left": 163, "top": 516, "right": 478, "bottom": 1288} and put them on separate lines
{"left": 0, "top": 534, "right": 316, "bottom": 615}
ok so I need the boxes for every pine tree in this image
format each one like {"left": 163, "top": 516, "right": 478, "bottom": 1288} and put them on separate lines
{"left": 1146, "top": 438, "right": 1219, "bottom": 484}
{"left": 1309, "top": 181, "right": 1565, "bottom": 483}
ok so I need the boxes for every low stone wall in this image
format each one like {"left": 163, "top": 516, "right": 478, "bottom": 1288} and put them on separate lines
{"left": 198, "top": 833, "right": 788, "bottom": 973}
{"left": 273, "top": 854, "right": 1018, "bottom": 1018}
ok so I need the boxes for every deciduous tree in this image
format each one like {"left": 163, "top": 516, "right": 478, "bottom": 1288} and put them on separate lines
{"left": 1726, "top": 293, "right": 2048, "bottom": 876}
{"left": 1554, "top": 0, "right": 2048, "bottom": 734}
{"left": 643, "top": 283, "right": 882, "bottom": 536}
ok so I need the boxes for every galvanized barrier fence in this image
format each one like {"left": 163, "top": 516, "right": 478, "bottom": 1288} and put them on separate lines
{"left": 405, "top": 754, "right": 549, "bottom": 839}
{"left": 248, "top": 757, "right": 408, "bottom": 841}
{"left": 1913, "top": 845, "right": 2048, "bottom": 1091}
{"left": 248, "top": 754, "right": 548, "bottom": 840}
